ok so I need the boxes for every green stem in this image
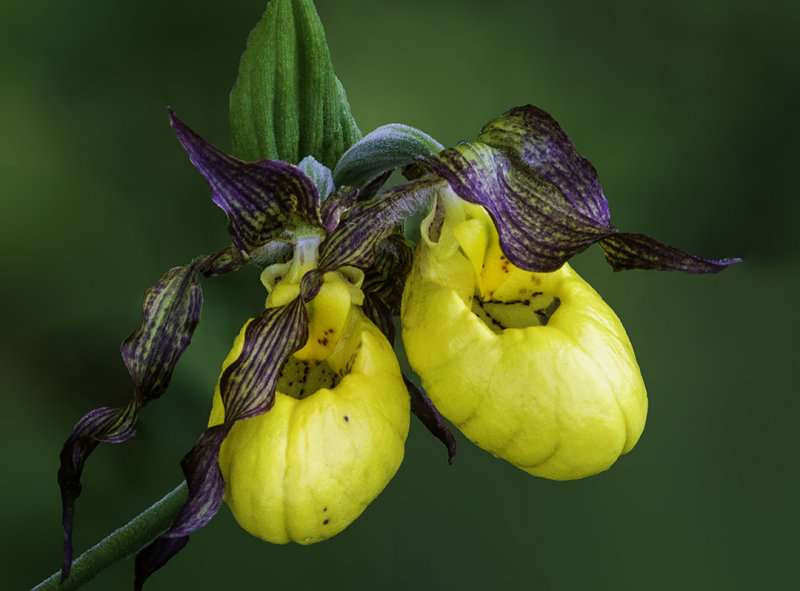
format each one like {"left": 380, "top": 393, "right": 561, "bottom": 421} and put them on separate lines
{"left": 32, "top": 482, "right": 188, "bottom": 591}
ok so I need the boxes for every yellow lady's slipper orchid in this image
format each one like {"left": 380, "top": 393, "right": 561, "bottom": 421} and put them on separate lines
{"left": 209, "top": 269, "right": 409, "bottom": 544}
{"left": 402, "top": 193, "right": 647, "bottom": 480}
{"left": 58, "top": 91, "right": 739, "bottom": 588}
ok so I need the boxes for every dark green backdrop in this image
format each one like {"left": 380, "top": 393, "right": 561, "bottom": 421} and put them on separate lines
{"left": 3, "top": 0, "right": 797, "bottom": 589}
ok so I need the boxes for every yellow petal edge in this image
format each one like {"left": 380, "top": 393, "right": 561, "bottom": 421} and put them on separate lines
{"left": 401, "top": 194, "right": 647, "bottom": 480}
{"left": 209, "top": 271, "right": 410, "bottom": 544}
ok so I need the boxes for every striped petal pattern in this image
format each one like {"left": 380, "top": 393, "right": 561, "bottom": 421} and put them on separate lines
{"left": 134, "top": 298, "right": 309, "bottom": 590}
{"left": 425, "top": 105, "right": 740, "bottom": 273}
{"left": 58, "top": 249, "right": 245, "bottom": 581}
{"left": 170, "top": 110, "right": 325, "bottom": 255}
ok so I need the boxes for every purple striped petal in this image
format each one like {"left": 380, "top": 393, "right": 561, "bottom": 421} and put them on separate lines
{"left": 198, "top": 244, "right": 248, "bottom": 277}
{"left": 58, "top": 406, "right": 133, "bottom": 579}
{"left": 134, "top": 426, "right": 226, "bottom": 591}
{"left": 600, "top": 233, "right": 741, "bottom": 273}
{"left": 169, "top": 109, "right": 325, "bottom": 254}
{"left": 321, "top": 187, "right": 358, "bottom": 232}
{"left": 354, "top": 232, "right": 412, "bottom": 344}
{"left": 120, "top": 266, "right": 202, "bottom": 399}
{"left": 362, "top": 296, "right": 395, "bottom": 344}
{"left": 133, "top": 298, "right": 309, "bottom": 589}
{"left": 133, "top": 536, "right": 188, "bottom": 591}
{"left": 318, "top": 176, "right": 440, "bottom": 271}
{"left": 359, "top": 169, "right": 395, "bottom": 200}
{"left": 58, "top": 248, "right": 245, "bottom": 581}
{"left": 425, "top": 105, "right": 740, "bottom": 274}
{"left": 219, "top": 297, "right": 309, "bottom": 421}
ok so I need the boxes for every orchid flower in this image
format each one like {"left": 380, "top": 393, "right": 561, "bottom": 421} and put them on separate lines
{"left": 46, "top": 1, "right": 739, "bottom": 590}
{"left": 391, "top": 105, "right": 739, "bottom": 479}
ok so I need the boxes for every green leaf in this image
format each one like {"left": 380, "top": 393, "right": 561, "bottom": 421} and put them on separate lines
{"left": 230, "top": 0, "right": 362, "bottom": 168}
{"left": 333, "top": 123, "right": 444, "bottom": 189}
{"left": 298, "top": 155, "right": 334, "bottom": 200}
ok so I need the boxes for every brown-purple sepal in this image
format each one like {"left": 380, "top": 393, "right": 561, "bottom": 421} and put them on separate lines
{"left": 425, "top": 105, "right": 740, "bottom": 274}
{"left": 321, "top": 187, "right": 358, "bottom": 232}
{"left": 426, "top": 139, "right": 609, "bottom": 272}
{"left": 600, "top": 232, "right": 742, "bottom": 273}
{"left": 405, "top": 377, "right": 456, "bottom": 465}
{"left": 362, "top": 296, "right": 395, "bottom": 344}
{"left": 133, "top": 425, "right": 228, "bottom": 591}
{"left": 479, "top": 105, "right": 611, "bottom": 225}
{"left": 169, "top": 109, "right": 325, "bottom": 254}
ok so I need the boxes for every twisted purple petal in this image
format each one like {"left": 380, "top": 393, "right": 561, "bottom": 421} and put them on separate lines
{"left": 133, "top": 298, "right": 309, "bottom": 588}
{"left": 58, "top": 247, "right": 245, "bottom": 581}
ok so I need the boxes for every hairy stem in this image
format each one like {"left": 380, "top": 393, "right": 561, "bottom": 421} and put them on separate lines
{"left": 32, "top": 482, "right": 187, "bottom": 591}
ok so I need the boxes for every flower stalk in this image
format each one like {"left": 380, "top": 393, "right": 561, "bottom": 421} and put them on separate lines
{"left": 34, "top": 483, "right": 187, "bottom": 591}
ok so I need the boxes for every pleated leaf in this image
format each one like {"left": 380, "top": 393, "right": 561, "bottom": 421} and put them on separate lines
{"left": 229, "top": 0, "right": 361, "bottom": 168}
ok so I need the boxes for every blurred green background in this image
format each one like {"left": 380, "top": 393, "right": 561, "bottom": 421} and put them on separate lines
{"left": 2, "top": 0, "right": 797, "bottom": 589}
